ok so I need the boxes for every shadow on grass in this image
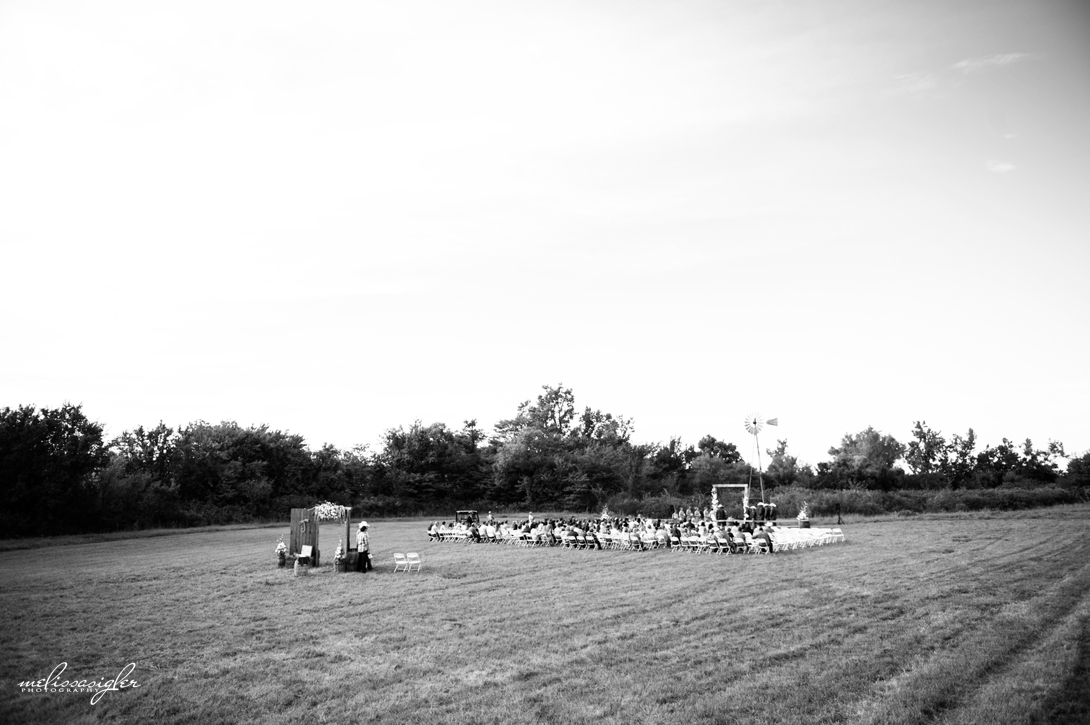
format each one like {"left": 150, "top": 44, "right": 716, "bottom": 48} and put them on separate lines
{"left": 1037, "top": 614, "right": 1090, "bottom": 725}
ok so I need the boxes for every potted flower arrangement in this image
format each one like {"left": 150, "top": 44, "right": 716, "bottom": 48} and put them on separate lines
{"left": 275, "top": 537, "right": 287, "bottom": 567}
{"left": 333, "top": 540, "right": 346, "bottom": 573}
{"left": 797, "top": 502, "right": 811, "bottom": 529}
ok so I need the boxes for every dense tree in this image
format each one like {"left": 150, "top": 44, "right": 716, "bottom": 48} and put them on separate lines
{"left": 1018, "top": 439, "right": 1066, "bottom": 483}
{"left": 494, "top": 384, "right": 577, "bottom": 441}
{"left": 646, "top": 437, "right": 698, "bottom": 494}
{"left": 375, "top": 420, "right": 490, "bottom": 503}
{"left": 1065, "top": 451, "right": 1090, "bottom": 495}
{"left": 492, "top": 427, "right": 569, "bottom": 506}
{"left": 764, "top": 439, "right": 812, "bottom": 488}
{"left": 689, "top": 452, "right": 751, "bottom": 492}
{"left": 685, "top": 435, "right": 751, "bottom": 495}
{"left": 1, "top": 391, "right": 1081, "bottom": 537}
{"left": 696, "top": 435, "right": 742, "bottom": 463}
{"left": 819, "top": 426, "right": 905, "bottom": 490}
{"left": 113, "top": 423, "right": 178, "bottom": 484}
{"left": 0, "top": 404, "right": 109, "bottom": 535}
{"left": 905, "top": 421, "right": 946, "bottom": 476}
{"left": 574, "top": 407, "right": 633, "bottom": 444}
{"left": 94, "top": 422, "right": 184, "bottom": 528}
{"left": 491, "top": 385, "right": 639, "bottom": 510}
{"left": 940, "top": 429, "right": 978, "bottom": 489}
{"left": 171, "top": 421, "right": 314, "bottom": 520}
{"left": 310, "top": 443, "right": 374, "bottom": 508}
{"left": 973, "top": 437, "right": 1066, "bottom": 487}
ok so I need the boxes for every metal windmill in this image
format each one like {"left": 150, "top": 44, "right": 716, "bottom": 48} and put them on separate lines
{"left": 743, "top": 413, "right": 778, "bottom": 504}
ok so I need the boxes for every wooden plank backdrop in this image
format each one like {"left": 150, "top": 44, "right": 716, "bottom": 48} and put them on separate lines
{"left": 289, "top": 508, "right": 320, "bottom": 565}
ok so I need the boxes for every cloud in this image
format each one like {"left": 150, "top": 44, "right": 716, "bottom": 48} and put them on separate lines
{"left": 886, "top": 53, "right": 1036, "bottom": 99}
{"left": 986, "top": 160, "right": 1017, "bottom": 173}
{"left": 884, "top": 72, "right": 940, "bottom": 97}
{"left": 952, "top": 53, "right": 1034, "bottom": 74}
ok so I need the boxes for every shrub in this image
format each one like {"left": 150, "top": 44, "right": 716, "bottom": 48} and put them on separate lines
{"left": 763, "top": 486, "right": 1077, "bottom": 517}
{"left": 635, "top": 494, "right": 689, "bottom": 520}
{"left": 603, "top": 494, "right": 641, "bottom": 517}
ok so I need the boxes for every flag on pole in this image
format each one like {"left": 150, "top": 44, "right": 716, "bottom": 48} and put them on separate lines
{"left": 767, "top": 418, "right": 778, "bottom": 426}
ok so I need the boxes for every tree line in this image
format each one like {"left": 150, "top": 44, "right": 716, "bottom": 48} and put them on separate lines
{"left": 1, "top": 385, "right": 1086, "bottom": 536}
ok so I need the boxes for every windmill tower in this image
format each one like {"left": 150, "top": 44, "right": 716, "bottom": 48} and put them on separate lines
{"left": 743, "top": 413, "right": 778, "bottom": 504}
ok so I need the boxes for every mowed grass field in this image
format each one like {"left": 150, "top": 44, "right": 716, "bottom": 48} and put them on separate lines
{"left": 2, "top": 507, "right": 1089, "bottom": 725}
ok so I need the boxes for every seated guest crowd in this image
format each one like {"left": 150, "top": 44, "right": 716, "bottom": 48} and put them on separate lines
{"left": 427, "top": 504, "right": 782, "bottom": 554}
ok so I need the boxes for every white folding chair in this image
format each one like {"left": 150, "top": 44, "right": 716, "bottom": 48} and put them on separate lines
{"left": 405, "top": 552, "right": 422, "bottom": 572}
{"left": 393, "top": 553, "right": 409, "bottom": 572}
{"left": 297, "top": 545, "right": 313, "bottom": 565}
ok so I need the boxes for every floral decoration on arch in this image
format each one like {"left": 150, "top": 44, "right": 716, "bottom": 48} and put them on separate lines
{"left": 313, "top": 502, "right": 349, "bottom": 522}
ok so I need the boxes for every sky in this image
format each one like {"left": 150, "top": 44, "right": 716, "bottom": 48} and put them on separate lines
{"left": 2, "top": 0, "right": 1088, "bottom": 469}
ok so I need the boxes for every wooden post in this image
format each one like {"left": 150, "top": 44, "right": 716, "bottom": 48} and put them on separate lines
{"left": 343, "top": 507, "right": 356, "bottom": 570}
{"left": 343, "top": 507, "right": 353, "bottom": 555}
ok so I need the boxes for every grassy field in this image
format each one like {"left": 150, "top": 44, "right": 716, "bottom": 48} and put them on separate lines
{"left": 2, "top": 507, "right": 1089, "bottom": 725}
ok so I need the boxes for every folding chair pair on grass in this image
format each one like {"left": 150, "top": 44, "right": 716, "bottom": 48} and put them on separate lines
{"left": 393, "top": 552, "right": 422, "bottom": 572}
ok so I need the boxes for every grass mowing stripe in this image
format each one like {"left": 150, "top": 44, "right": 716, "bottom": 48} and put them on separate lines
{"left": 938, "top": 569, "right": 1090, "bottom": 724}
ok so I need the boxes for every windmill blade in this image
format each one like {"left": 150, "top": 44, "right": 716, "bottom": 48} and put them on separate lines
{"left": 744, "top": 413, "right": 764, "bottom": 435}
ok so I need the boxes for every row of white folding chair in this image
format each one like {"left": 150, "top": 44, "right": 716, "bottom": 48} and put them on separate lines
{"left": 803, "top": 529, "right": 836, "bottom": 546}
{"left": 687, "top": 534, "right": 759, "bottom": 554}
{"left": 561, "top": 534, "right": 599, "bottom": 549}
{"left": 557, "top": 532, "right": 659, "bottom": 550}
{"left": 671, "top": 535, "right": 735, "bottom": 554}
{"left": 767, "top": 532, "right": 802, "bottom": 551}
{"left": 739, "top": 533, "right": 771, "bottom": 554}
{"left": 611, "top": 533, "right": 663, "bottom": 550}
{"left": 767, "top": 534, "right": 796, "bottom": 552}
{"left": 768, "top": 528, "right": 844, "bottom": 551}
{"left": 672, "top": 536, "right": 708, "bottom": 553}
{"left": 602, "top": 534, "right": 627, "bottom": 549}
{"left": 567, "top": 532, "right": 638, "bottom": 549}
{"left": 605, "top": 533, "right": 645, "bottom": 550}
{"left": 768, "top": 531, "right": 815, "bottom": 551}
